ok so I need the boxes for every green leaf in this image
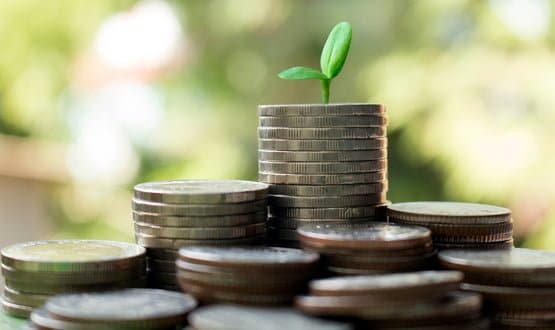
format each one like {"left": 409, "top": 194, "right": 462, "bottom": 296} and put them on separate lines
{"left": 320, "top": 21, "right": 352, "bottom": 79}
{"left": 278, "top": 66, "right": 328, "bottom": 80}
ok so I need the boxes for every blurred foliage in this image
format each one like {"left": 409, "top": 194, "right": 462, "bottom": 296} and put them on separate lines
{"left": 0, "top": 0, "right": 554, "bottom": 248}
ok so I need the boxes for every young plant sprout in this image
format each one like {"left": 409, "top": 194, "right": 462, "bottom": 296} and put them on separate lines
{"left": 278, "top": 21, "right": 352, "bottom": 104}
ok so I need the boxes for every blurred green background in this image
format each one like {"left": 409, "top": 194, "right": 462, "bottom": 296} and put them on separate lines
{"left": 0, "top": 0, "right": 553, "bottom": 248}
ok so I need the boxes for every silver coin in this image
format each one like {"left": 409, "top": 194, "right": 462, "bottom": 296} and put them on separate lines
{"left": 259, "top": 172, "right": 386, "bottom": 185}
{"left": 258, "top": 127, "right": 386, "bottom": 140}
{"left": 45, "top": 289, "right": 197, "bottom": 327}
{"left": 3, "top": 286, "right": 49, "bottom": 307}
{"left": 134, "top": 222, "right": 266, "bottom": 239}
{"left": 189, "top": 304, "right": 352, "bottom": 330}
{"left": 258, "top": 104, "right": 385, "bottom": 117}
{"left": 269, "top": 205, "right": 386, "bottom": 219}
{"left": 259, "top": 115, "right": 387, "bottom": 128}
{"left": 268, "top": 216, "right": 374, "bottom": 229}
{"left": 4, "top": 277, "right": 147, "bottom": 295}
{"left": 258, "top": 138, "right": 387, "bottom": 151}
{"left": 269, "top": 194, "right": 386, "bottom": 208}
{"left": 31, "top": 308, "right": 100, "bottom": 330}
{"left": 269, "top": 182, "right": 387, "bottom": 196}
{"left": 259, "top": 160, "right": 386, "bottom": 174}
{"left": 134, "top": 180, "right": 269, "bottom": 204}
{"left": 135, "top": 233, "right": 265, "bottom": 249}
{"left": 133, "top": 211, "right": 267, "bottom": 227}
{"left": 132, "top": 199, "right": 267, "bottom": 216}
{"left": 259, "top": 150, "right": 386, "bottom": 162}
{"left": 2, "top": 299, "right": 33, "bottom": 318}
{"left": 387, "top": 202, "right": 511, "bottom": 224}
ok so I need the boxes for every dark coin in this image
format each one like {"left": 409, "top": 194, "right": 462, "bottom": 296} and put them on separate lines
{"left": 258, "top": 104, "right": 385, "bottom": 117}
{"left": 268, "top": 193, "right": 386, "bottom": 208}
{"left": 258, "top": 138, "right": 387, "bottom": 151}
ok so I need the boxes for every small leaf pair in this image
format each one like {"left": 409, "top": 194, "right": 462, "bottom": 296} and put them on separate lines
{"left": 278, "top": 21, "right": 352, "bottom": 104}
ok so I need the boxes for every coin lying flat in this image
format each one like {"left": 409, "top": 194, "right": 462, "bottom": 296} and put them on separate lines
{"left": 267, "top": 216, "right": 374, "bottom": 229}
{"left": 135, "top": 233, "right": 265, "bottom": 249}
{"left": 133, "top": 211, "right": 267, "bottom": 228}
{"left": 297, "top": 223, "right": 431, "bottom": 250}
{"left": 269, "top": 205, "right": 386, "bottom": 219}
{"left": 259, "top": 160, "right": 386, "bottom": 174}
{"left": 188, "top": 305, "right": 353, "bottom": 330}
{"left": 258, "top": 127, "right": 386, "bottom": 140}
{"left": 269, "top": 182, "right": 387, "bottom": 196}
{"left": 259, "top": 150, "right": 386, "bottom": 162}
{"left": 389, "top": 218, "right": 513, "bottom": 237}
{"left": 1, "top": 240, "right": 145, "bottom": 273}
{"left": 269, "top": 194, "right": 386, "bottom": 208}
{"left": 134, "top": 180, "right": 269, "bottom": 204}
{"left": 461, "top": 283, "right": 555, "bottom": 310}
{"left": 260, "top": 172, "right": 386, "bottom": 185}
{"left": 259, "top": 115, "right": 387, "bottom": 128}
{"left": 387, "top": 202, "right": 511, "bottom": 224}
{"left": 132, "top": 198, "right": 267, "bottom": 216}
{"left": 2, "top": 299, "right": 33, "bottom": 318}
{"left": 31, "top": 308, "right": 99, "bottom": 330}
{"left": 45, "top": 289, "right": 197, "bottom": 328}
{"left": 258, "top": 104, "right": 385, "bottom": 117}
{"left": 433, "top": 239, "right": 513, "bottom": 250}
{"left": 258, "top": 138, "right": 387, "bottom": 151}
{"left": 134, "top": 222, "right": 266, "bottom": 239}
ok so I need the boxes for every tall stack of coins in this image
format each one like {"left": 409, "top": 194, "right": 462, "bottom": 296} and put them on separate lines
{"left": 296, "top": 271, "right": 488, "bottom": 329}
{"left": 439, "top": 248, "right": 555, "bottom": 329}
{"left": 188, "top": 304, "right": 353, "bottom": 330}
{"left": 177, "top": 246, "right": 319, "bottom": 305}
{"left": 28, "top": 289, "right": 197, "bottom": 329}
{"left": 297, "top": 223, "right": 435, "bottom": 275}
{"left": 1, "top": 240, "right": 146, "bottom": 318}
{"left": 132, "top": 180, "right": 269, "bottom": 290}
{"left": 387, "top": 202, "right": 513, "bottom": 250}
{"left": 258, "top": 104, "right": 389, "bottom": 247}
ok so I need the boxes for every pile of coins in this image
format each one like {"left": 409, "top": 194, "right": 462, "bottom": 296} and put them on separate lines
{"left": 258, "top": 104, "right": 389, "bottom": 247}
{"left": 298, "top": 222, "right": 435, "bottom": 275}
{"left": 188, "top": 304, "right": 352, "bottom": 330}
{"left": 28, "top": 289, "right": 197, "bottom": 329}
{"left": 439, "top": 248, "right": 555, "bottom": 328}
{"left": 296, "top": 271, "right": 488, "bottom": 329}
{"left": 132, "top": 180, "right": 269, "bottom": 290}
{"left": 387, "top": 202, "right": 513, "bottom": 250}
{"left": 1, "top": 240, "right": 146, "bottom": 318}
{"left": 177, "top": 246, "right": 319, "bottom": 305}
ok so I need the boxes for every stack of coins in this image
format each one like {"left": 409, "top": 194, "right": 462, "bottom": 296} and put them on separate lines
{"left": 297, "top": 223, "right": 435, "bottom": 275}
{"left": 132, "top": 180, "right": 269, "bottom": 290}
{"left": 177, "top": 246, "right": 319, "bottom": 305}
{"left": 188, "top": 304, "right": 353, "bottom": 330}
{"left": 387, "top": 202, "right": 513, "bottom": 250}
{"left": 296, "top": 271, "right": 488, "bottom": 329}
{"left": 439, "top": 248, "right": 555, "bottom": 328}
{"left": 1, "top": 240, "right": 146, "bottom": 318}
{"left": 258, "top": 104, "right": 389, "bottom": 247}
{"left": 28, "top": 289, "right": 197, "bottom": 329}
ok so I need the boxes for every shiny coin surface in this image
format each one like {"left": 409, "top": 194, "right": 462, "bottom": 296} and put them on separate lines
{"left": 258, "top": 127, "right": 386, "bottom": 140}
{"left": 133, "top": 211, "right": 267, "bottom": 227}
{"left": 259, "top": 149, "right": 386, "bottom": 162}
{"left": 132, "top": 198, "right": 267, "bottom": 216}
{"left": 45, "top": 289, "right": 197, "bottom": 327}
{"left": 269, "top": 182, "right": 387, "bottom": 196}
{"left": 297, "top": 223, "right": 431, "bottom": 250}
{"left": 135, "top": 233, "right": 265, "bottom": 249}
{"left": 145, "top": 248, "right": 178, "bottom": 260}
{"left": 258, "top": 138, "right": 387, "bottom": 151}
{"left": 269, "top": 194, "right": 386, "bottom": 208}
{"left": 134, "top": 222, "right": 266, "bottom": 239}
{"left": 387, "top": 202, "right": 511, "bottom": 224}
{"left": 260, "top": 172, "right": 386, "bottom": 185}
{"left": 259, "top": 160, "right": 386, "bottom": 174}
{"left": 179, "top": 246, "right": 319, "bottom": 269}
{"left": 269, "top": 205, "right": 386, "bottom": 219}
{"left": 259, "top": 115, "right": 387, "bottom": 127}
{"left": 188, "top": 305, "right": 353, "bottom": 330}
{"left": 1, "top": 240, "right": 145, "bottom": 273}
{"left": 134, "top": 180, "right": 269, "bottom": 204}
{"left": 258, "top": 104, "right": 385, "bottom": 117}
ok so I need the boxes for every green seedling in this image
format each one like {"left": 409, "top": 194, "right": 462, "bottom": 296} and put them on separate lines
{"left": 278, "top": 21, "right": 352, "bottom": 104}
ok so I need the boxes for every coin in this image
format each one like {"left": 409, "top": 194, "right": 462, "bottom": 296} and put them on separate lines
{"left": 2, "top": 299, "right": 33, "bottom": 318}
{"left": 45, "top": 289, "right": 197, "bottom": 328}
{"left": 258, "top": 138, "right": 387, "bottom": 151}
{"left": 269, "top": 182, "right": 387, "bottom": 196}
{"left": 145, "top": 248, "right": 178, "bottom": 260}
{"left": 134, "top": 180, "right": 269, "bottom": 204}
{"left": 188, "top": 305, "right": 353, "bottom": 330}
{"left": 269, "top": 205, "right": 386, "bottom": 219}
{"left": 4, "top": 277, "right": 147, "bottom": 296}
{"left": 324, "top": 252, "right": 436, "bottom": 272}
{"left": 133, "top": 211, "right": 267, "bottom": 227}
{"left": 135, "top": 233, "right": 265, "bottom": 249}
{"left": 147, "top": 258, "right": 176, "bottom": 273}
{"left": 267, "top": 228, "right": 298, "bottom": 241}
{"left": 433, "top": 239, "right": 513, "bottom": 250}
{"left": 389, "top": 218, "right": 513, "bottom": 236}
{"left": 267, "top": 216, "right": 374, "bottom": 229}
{"left": 461, "top": 283, "right": 555, "bottom": 310}
{"left": 297, "top": 223, "right": 431, "bottom": 250}
{"left": 258, "top": 127, "right": 386, "bottom": 140}
{"left": 258, "top": 104, "right": 385, "bottom": 117}
{"left": 387, "top": 202, "right": 511, "bottom": 224}
{"left": 438, "top": 248, "right": 555, "bottom": 286}
{"left": 260, "top": 172, "right": 386, "bottom": 185}
{"left": 431, "top": 232, "right": 513, "bottom": 244}
{"left": 259, "top": 160, "right": 386, "bottom": 174}
{"left": 302, "top": 241, "right": 434, "bottom": 258}
{"left": 259, "top": 149, "right": 386, "bottom": 162}
{"left": 259, "top": 115, "right": 387, "bottom": 127}
{"left": 134, "top": 222, "right": 266, "bottom": 239}
{"left": 178, "top": 246, "right": 319, "bottom": 270}
{"left": 3, "top": 287, "right": 49, "bottom": 307}
{"left": 1, "top": 240, "right": 146, "bottom": 273}
{"left": 132, "top": 198, "right": 267, "bottom": 216}
{"left": 269, "top": 194, "right": 386, "bottom": 208}
{"left": 31, "top": 309, "right": 99, "bottom": 330}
